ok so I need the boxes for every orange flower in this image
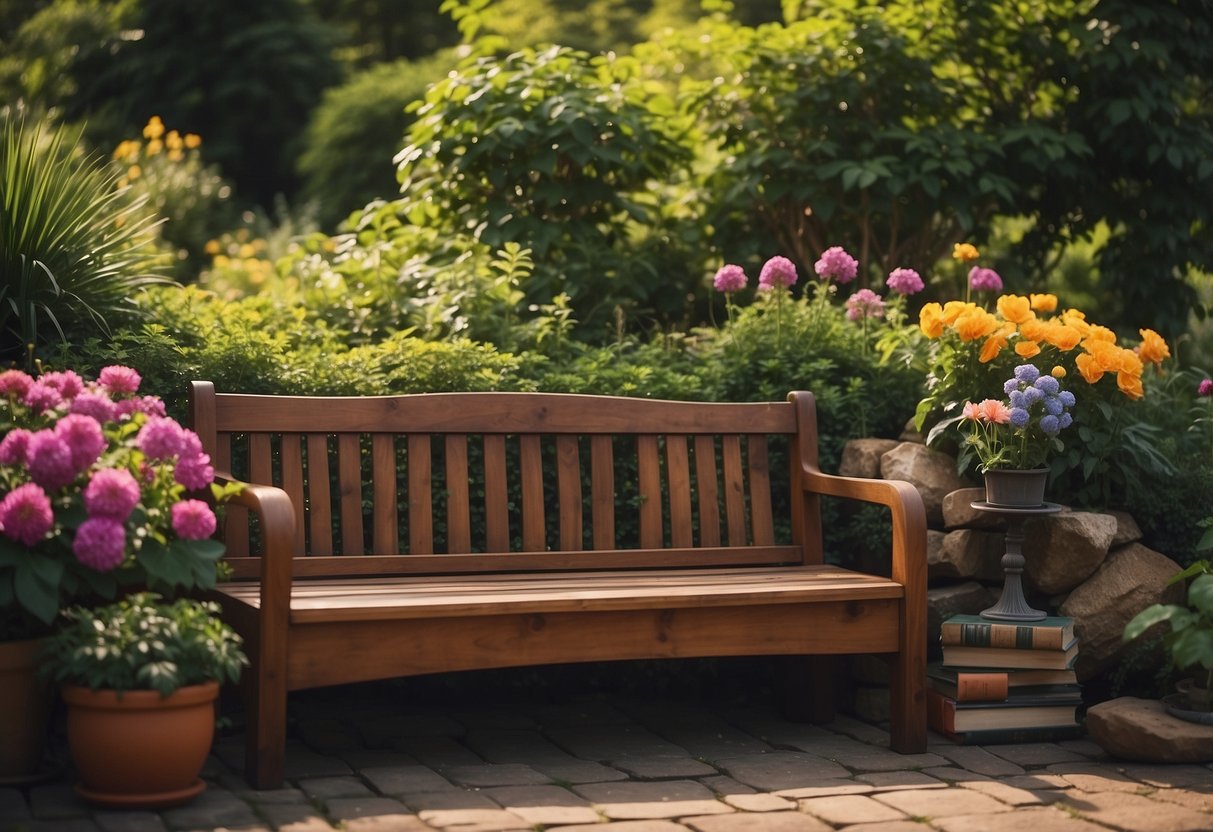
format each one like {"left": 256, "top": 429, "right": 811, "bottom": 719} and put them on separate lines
{"left": 942, "top": 300, "right": 973, "bottom": 325}
{"left": 918, "top": 302, "right": 945, "bottom": 338}
{"left": 1138, "top": 328, "right": 1170, "bottom": 365}
{"left": 978, "top": 322, "right": 1016, "bottom": 363}
{"left": 1061, "top": 309, "right": 1091, "bottom": 337}
{"left": 1075, "top": 352, "right": 1104, "bottom": 384}
{"left": 953, "top": 243, "right": 980, "bottom": 262}
{"left": 1043, "top": 322, "right": 1082, "bottom": 351}
{"left": 996, "top": 294, "right": 1034, "bottom": 324}
{"left": 955, "top": 308, "right": 999, "bottom": 342}
{"left": 1051, "top": 366, "right": 1066, "bottom": 378}
{"left": 1117, "top": 371, "right": 1144, "bottom": 399}
{"left": 1084, "top": 340, "right": 1124, "bottom": 372}
{"left": 1029, "top": 293, "right": 1058, "bottom": 312}
{"left": 1014, "top": 340, "right": 1041, "bottom": 358}
{"left": 1084, "top": 324, "right": 1117, "bottom": 345}
{"left": 1018, "top": 319, "right": 1050, "bottom": 342}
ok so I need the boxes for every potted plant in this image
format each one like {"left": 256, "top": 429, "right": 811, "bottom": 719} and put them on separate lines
{"left": 1123, "top": 560, "right": 1213, "bottom": 723}
{"left": 0, "top": 365, "right": 239, "bottom": 781}
{"left": 42, "top": 592, "right": 247, "bottom": 807}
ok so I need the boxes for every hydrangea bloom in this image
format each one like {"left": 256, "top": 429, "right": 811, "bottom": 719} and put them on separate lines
{"left": 845, "top": 289, "right": 885, "bottom": 321}
{"left": 1200, "top": 379, "right": 1213, "bottom": 397}
{"left": 55, "top": 414, "right": 106, "bottom": 472}
{"left": 0, "top": 483, "right": 54, "bottom": 546}
{"left": 968, "top": 267, "right": 1004, "bottom": 293}
{"left": 25, "top": 431, "right": 77, "bottom": 490}
{"left": 885, "top": 268, "right": 924, "bottom": 296}
{"left": 0, "top": 370, "right": 33, "bottom": 398}
{"left": 712, "top": 264, "right": 748, "bottom": 293}
{"left": 171, "top": 500, "right": 217, "bottom": 541}
{"left": 137, "top": 417, "right": 187, "bottom": 460}
{"left": 175, "top": 454, "right": 215, "bottom": 491}
{"left": 72, "top": 517, "right": 127, "bottom": 571}
{"left": 0, "top": 429, "right": 32, "bottom": 466}
{"left": 813, "top": 247, "right": 858, "bottom": 284}
{"left": 23, "top": 382, "right": 63, "bottom": 414}
{"left": 758, "top": 256, "right": 798, "bottom": 289}
{"left": 84, "top": 469, "right": 142, "bottom": 520}
{"left": 40, "top": 370, "right": 85, "bottom": 399}
{"left": 70, "top": 392, "right": 118, "bottom": 423}
{"left": 1033, "top": 376, "right": 1060, "bottom": 396}
{"left": 98, "top": 365, "right": 142, "bottom": 395}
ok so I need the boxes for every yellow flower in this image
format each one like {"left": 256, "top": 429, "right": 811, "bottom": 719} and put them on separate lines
{"left": 184, "top": 133, "right": 202, "bottom": 149}
{"left": 204, "top": 239, "right": 222, "bottom": 256}
{"left": 142, "top": 116, "right": 165, "bottom": 140}
{"left": 238, "top": 244, "right": 256, "bottom": 258}
{"left": 112, "top": 140, "right": 140, "bottom": 161}
{"left": 996, "top": 294, "right": 1034, "bottom": 325}
{"left": 1051, "top": 366, "right": 1066, "bottom": 378}
{"left": 168, "top": 149, "right": 184, "bottom": 162}
{"left": 979, "top": 322, "right": 1017, "bottom": 362}
{"left": 1042, "top": 322, "right": 1082, "bottom": 351}
{"left": 166, "top": 130, "right": 183, "bottom": 149}
{"left": 1014, "top": 340, "right": 1041, "bottom": 358}
{"left": 1075, "top": 352, "right": 1104, "bottom": 384}
{"left": 953, "top": 242, "right": 980, "bottom": 262}
{"left": 1085, "top": 340, "right": 1124, "bottom": 372}
{"left": 127, "top": 164, "right": 142, "bottom": 181}
{"left": 1137, "top": 328, "right": 1170, "bottom": 365}
{"left": 1084, "top": 324, "right": 1117, "bottom": 344}
{"left": 1117, "top": 370, "right": 1144, "bottom": 399}
{"left": 942, "top": 300, "right": 973, "bottom": 325}
{"left": 918, "top": 302, "right": 945, "bottom": 338}
{"left": 954, "top": 308, "right": 999, "bottom": 342}
{"left": 1118, "top": 348, "right": 1143, "bottom": 377}
{"left": 146, "top": 139, "right": 163, "bottom": 156}
{"left": 1061, "top": 309, "right": 1091, "bottom": 337}
{"left": 1029, "top": 293, "right": 1058, "bottom": 313}
{"left": 1018, "top": 318, "right": 1049, "bottom": 342}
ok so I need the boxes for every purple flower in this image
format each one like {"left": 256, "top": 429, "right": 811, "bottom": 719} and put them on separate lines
{"left": 968, "top": 267, "right": 1003, "bottom": 293}
{"left": 22, "top": 382, "right": 63, "bottom": 414}
{"left": 1009, "top": 390, "right": 1027, "bottom": 410}
{"left": 175, "top": 454, "right": 215, "bottom": 490}
{"left": 1009, "top": 408, "right": 1030, "bottom": 428}
{"left": 758, "top": 256, "right": 798, "bottom": 290}
{"left": 1013, "top": 364, "right": 1041, "bottom": 384}
{"left": 1023, "top": 386, "right": 1044, "bottom": 405}
{"left": 1043, "top": 397, "right": 1064, "bottom": 416}
{"left": 0, "top": 370, "right": 33, "bottom": 398}
{"left": 25, "top": 430, "right": 78, "bottom": 490}
{"left": 70, "top": 392, "right": 118, "bottom": 424}
{"left": 1058, "top": 413, "right": 1073, "bottom": 429}
{"left": 1033, "top": 376, "right": 1060, "bottom": 395}
{"left": 885, "top": 267, "right": 924, "bottom": 295}
{"left": 98, "top": 366, "right": 141, "bottom": 395}
{"left": 55, "top": 414, "right": 106, "bottom": 471}
{"left": 0, "top": 429, "right": 32, "bottom": 466}
{"left": 40, "top": 370, "right": 85, "bottom": 400}
{"left": 712, "top": 264, "right": 748, "bottom": 293}
{"left": 84, "top": 468, "right": 141, "bottom": 520}
{"left": 1040, "top": 414, "right": 1060, "bottom": 435}
{"left": 1003, "top": 378, "right": 1019, "bottom": 395}
{"left": 171, "top": 499, "right": 216, "bottom": 541}
{"left": 845, "top": 288, "right": 885, "bottom": 322}
{"left": 1200, "top": 379, "right": 1213, "bottom": 397}
{"left": 1058, "top": 390, "right": 1076, "bottom": 407}
{"left": 134, "top": 396, "right": 167, "bottom": 418}
{"left": 0, "top": 483, "right": 54, "bottom": 546}
{"left": 137, "top": 417, "right": 187, "bottom": 460}
{"left": 813, "top": 247, "right": 858, "bottom": 284}
{"left": 72, "top": 516, "right": 126, "bottom": 571}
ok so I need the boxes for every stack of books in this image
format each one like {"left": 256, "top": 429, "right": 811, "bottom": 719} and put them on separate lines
{"left": 928, "top": 614, "right": 1083, "bottom": 744}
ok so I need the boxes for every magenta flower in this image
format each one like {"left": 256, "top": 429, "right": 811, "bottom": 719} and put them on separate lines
{"left": 84, "top": 468, "right": 141, "bottom": 520}
{"left": 40, "top": 370, "right": 85, "bottom": 400}
{"left": 22, "top": 382, "right": 63, "bottom": 414}
{"left": 172, "top": 499, "right": 217, "bottom": 541}
{"left": 885, "top": 267, "right": 924, "bottom": 296}
{"left": 175, "top": 454, "right": 215, "bottom": 491}
{"left": 72, "top": 517, "right": 127, "bottom": 571}
{"left": 55, "top": 414, "right": 106, "bottom": 471}
{"left": 0, "top": 483, "right": 54, "bottom": 546}
{"left": 98, "top": 366, "right": 141, "bottom": 395}
{"left": 1199, "top": 379, "right": 1213, "bottom": 397}
{"left": 136, "top": 396, "right": 167, "bottom": 418}
{"left": 0, "top": 429, "right": 32, "bottom": 466}
{"left": 813, "top": 246, "right": 858, "bottom": 284}
{"left": 137, "top": 417, "right": 187, "bottom": 460}
{"left": 0, "top": 370, "right": 33, "bottom": 399}
{"left": 25, "top": 430, "right": 78, "bottom": 490}
{"left": 758, "top": 256, "right": 798, "bottom": 290}
{"left": 70, "top": 392, "right": 118, "bottom": 424}
{"left": 845, "top": 288, "right": 886, "bottom": 322}
{"left": 968, "top": 267, "right": 1003, "bottom": 293}
{"left": 713, "top": 264, "right": 748, "bottom": 293}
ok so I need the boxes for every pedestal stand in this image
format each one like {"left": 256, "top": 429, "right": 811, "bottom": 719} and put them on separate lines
{"left": 970, "top": 501, "right": 1062, "bottom": 622}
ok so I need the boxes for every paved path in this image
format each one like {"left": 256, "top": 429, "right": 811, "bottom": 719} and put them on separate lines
{"left": 3, "top": 675, "right": 1211, "bottom": 832}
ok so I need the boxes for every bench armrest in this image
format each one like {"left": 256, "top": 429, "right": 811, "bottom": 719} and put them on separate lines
{"left": 215, "top": 472, "right": 297, "bottom": 631}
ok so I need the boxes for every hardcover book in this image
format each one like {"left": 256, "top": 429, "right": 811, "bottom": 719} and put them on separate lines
{"left": 940, "top": 614, "right": 1075, "bottom": 651}
{"left": 927, "top": 688, "right": 1082, "bottom": 734}
{"left": 927, "top": 663, "right": 1081, "bottom": 702}
{"left": 932, "top": 722, "right": 1086, "bottom": 746}
{"left": 942, "top": 637, "right": 1078, "bottom": 671}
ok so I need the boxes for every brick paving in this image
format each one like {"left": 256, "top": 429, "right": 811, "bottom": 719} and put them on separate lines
{"left": 2, "top": 676, "right": 1211, "bottom": 832}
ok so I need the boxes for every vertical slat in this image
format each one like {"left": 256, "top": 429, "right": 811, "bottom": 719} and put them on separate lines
{"left": 338, "top": 434, "right": 364, "bottom": 555}
{"left": 556, "top": 435, "right": 582, "bottom": 551}
{"left": 279, "top": 434, "right": 306, "bottom": 553}
{"left": 666, "top": 435, "right": 692, "bottom": 549}
{"left": 520, "top": 435, "right": 545, "bottom": 552}
{"left": 445, "top": 435, "right": 471, "bottom": 554}
{"left": 747, "top": 435, "right": 774, "bottom": 546}
{"left": 306, "top": 434, "right": 332, "bottom": 555}
{"left": 217, "top": 433, "right": 249, "bottom": 555}
{"left": 408, "top": 436, "right": 433, "bottom": 555}
{"left": 249, "top": 435, "right": 273, "bottom": 555}
{"left": 722, "top": 434, "right": 747, "bottom": 546}
{"left": 371, "top": 435, "right": 398, "bottom": 554}
{"left": 483, "top": 434, "right": 509, "bottom": 552}
{"left": 637, "top": 435, "right": 663, "bottom": 548}
{"left": 590, "top": 435, "right": 615, "bottom": 550}
{"left": 694, "top": 435, "right": 721, "bottom": 548}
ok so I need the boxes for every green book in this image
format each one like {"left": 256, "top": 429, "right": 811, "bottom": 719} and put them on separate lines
{"left": 940, "top": 615, "right": 1075, "bottom": 651}
{"left": 942, "top": 637, "right": 1079, "bottom": 671}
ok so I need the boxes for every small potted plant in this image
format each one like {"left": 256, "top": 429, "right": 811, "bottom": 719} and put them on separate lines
{"left": 42, "top": 592, "right": 247, "bottom": 807}
{"left": 1123, "top": 560, "right": 1213, "bottom": 723}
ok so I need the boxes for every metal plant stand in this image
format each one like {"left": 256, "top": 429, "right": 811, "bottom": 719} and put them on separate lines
{"left": 970, "top": 501, "right": 1062, "bottom": 622}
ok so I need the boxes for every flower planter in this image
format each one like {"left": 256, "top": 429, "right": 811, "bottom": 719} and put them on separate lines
{"left": 983, "top": 468, "right": 1048, "bottom": 508}
{"left": 0, "top": 638, "right": 53, "bottom": 784}
{"left": 63, "top": 681, "right": 218, "bottom": 809}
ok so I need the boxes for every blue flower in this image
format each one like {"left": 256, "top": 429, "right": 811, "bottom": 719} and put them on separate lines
{"left": 1043, "top": 396, "right": 1064, "bottom": 416}
{"left": 1040, "top": 414, "right": 1060, "bottom": 435}
{"left": 1058, "top": 390, "right": 1076, "bottom": 408}
{"left": 1004, "top": 378, "right": 1020, "bottom": 395}
{"left": 1033, "top": 376, "right": 1060, "bottom": 395}
{"left": 1014, "top": 364, "right": 1041, "bottom": 384}
{"left": 1023, "top": 386, "right": 1044, "bottom": 405}
{"left": 1009, "top": 390, "right": 1027, "bottom": 409}
{"left": 1058, "top": 412, "right": 1073, "bottom": 429}
{"left": 1009, "top": 407, "right": 1030, "bottom": 427}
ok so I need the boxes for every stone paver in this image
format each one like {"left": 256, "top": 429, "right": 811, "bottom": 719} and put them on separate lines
{"left": 254, "top": 802, "right": 337, "bottom": 831}
{"left": 872, "top": 786, "right": 1014, "bottom": 818}
{"left": 360, "top": 765, "right": 456, "bottom": 796}
{"left": 1048, "top": 761, "right": 1155, "bottom": 794}
{"left": 159, "top": 788, "right": 260, "bottom": 829}
{"left": 322, "top": 795, "right": 412, "bottom": 822}
{"left": 0, "top": 788, "right": 30, "bottom": 821}
{"left": 91, "top": 810, "right": 169, "bottom": 832}
{"left": 985, "top": 742, "right": 1087, "bottom": 766}
{"left": 799, "top": 794, "right": 908, "bottom": 825}
{"left": 439, "top": 762, "right": 552, "bottom": 787}
{"left": 548, "top": 822, "right": 686, "bottom": 832}
{"left": 716, "top": 752, "right": 850, "bottom": 790}
{"left": 930, "top": 744, "right": 1028, "bottom": 776}
{"left": 719, "top": 792, "right": 795, "bottom": 812}
{"left": 958, "top": 778, "right": 1053, "bottom": 806}
{"left": 573, "top": 779, "right": 733, "bottom": 819}
{"left": 482, "top": 784, "right": 600, "bottom": 826}
{"left": 1057, "top": 790, "right": 1213, "bottom": 832}
{"left": 298, "top": 775, "right": 374, "bottom": 800}
{"left": 683, "top": 812, "right": 832, "bottom": 831}
{"left": 856, "top": 770, "right": 947, "bottom": 791}
{"left": 932, "top": 806, "right": 1109, "bottom": 831}
{"left": 612, "top": 756, "right": 719, "bottom": 779}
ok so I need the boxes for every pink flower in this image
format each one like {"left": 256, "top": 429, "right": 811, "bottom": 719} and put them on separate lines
{"left": 84, "top": 468, "right": 141, "bottom": 520}
{"left": 885, "top": 267, "right": 924, "bottom": 295}
{"left": 976, "top": 398, "right": 1012, "bottom": 424}
{"left": 175, "top": 454, "right": 215, "bottom": 490}
{"left": 72, "top": 517, "right": 126, "bottom": 571}
{"left": 55, "top": 414, "right": 106, "bottom": 471}
{"left": 113, "top": 399, "right": 141, "bottom": 420}
{"left": 22, "top": 382, "right": 62, "bottom": 414}
{"left": 40, "top": 370, "right": 85, "bottom": 400}
{"left": 136, "top": 417, "right": 186, "bottom": 460}
{"left": 845, "top": 288, "right": 885, "bottom": 321}
{"left": 962, "top": 401, "right": 980, "bottom": 421}
{"left": 70, "top": 392, "right": 118, "bottom": 423}
{"left": 713, "top": 264, "right": 748, "bottom": 293}
{"left": 1199, "top": 379, "right": 1213, "bottom": 397}
{"left": 25, "top": 430, "right": 78, "bottom": 490}
{"left": 135, "top": 396, "right": 167, "bottom": 418}
{"left": 758, "top": 256, "right": 798, "bottom": 290}
{"left": 0, "top": 370, "right": 33, "bottom": 399}
{"left": 968, "top": 267, "right": 1003, "bottom": 293}
{"left": 813, "top": 246, "right": 858, "bottom": 284}
{"left": 98, "top": 366, "right": 141, "bottom": 395}
{"left": 0, "top": 429, "right": 32, "bottom": 466}
{"left": 172, "top": 499, "right": 216, "bottom": 541}
{"left": 0, "top": 483, "right": 54, "bottom": 546}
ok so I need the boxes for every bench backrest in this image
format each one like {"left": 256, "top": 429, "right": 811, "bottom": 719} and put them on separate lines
{"left": 189, "top": 383, "right": 825, "bottom": 579}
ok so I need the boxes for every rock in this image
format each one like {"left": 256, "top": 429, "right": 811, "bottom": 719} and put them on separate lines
{"left": 930, "top": 529, "right": 1005, "bottom": 582}
{"left": 898, "top": 418, "right": 924, "bottom": 444}
{"left": 1086, "top": 697, "right": 1213, "bottom": 762}
{"left": 941, "top": 488, "right": 1003, "bottom": 530}
{"left": 880, "top": 443, "right": 973, "bottom": 527}
{"left": 848, "top": 654, "right": 890, "bottom": 685}
{"left": 850, "top": 685, "right": 891, "bottom": 725}
{"left": 839, "top": 439, "right": 901, "bottom": 479}
{"left": 1109, "top": 511, "right": 1143, "bottom": 547}
{"left": 1059, "top": 543, "right": 1185, "bottom": 682}
{"left": 927, "top": 581, "right": 998, "bottom": 660}
{"left": 925, "top": 529, "right": 947, "bottom": 570}
{"left": 1024, "top": 511, "right": 1117, "bottom": 594}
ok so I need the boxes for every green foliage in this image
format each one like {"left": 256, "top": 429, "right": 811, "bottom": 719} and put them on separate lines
{"left": 304, "top": 0, "right": 460, "bottom": 65}
{"left": 0, "top": 113, "right": 167, "bottom": 366}
{"left": 42, "top": 593, "right": 247, "bottom": 696}
{"left": 1124, "top": 563, "right": 1213, "bottom": 702}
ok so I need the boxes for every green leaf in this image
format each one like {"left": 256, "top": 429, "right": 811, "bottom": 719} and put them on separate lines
{"left": 1123, "top": 604, "right": 1188, "bottom": 641}
{"left": 1189, "top": 574, "right": 1213, "bottom": 618}
{"left": 13, "top": 560, "right": 60, "bottom": 625}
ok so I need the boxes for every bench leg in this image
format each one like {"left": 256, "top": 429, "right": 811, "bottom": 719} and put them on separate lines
{"left": 779, "top": 656, "right": 836, "bottom": 723}
{"left": 242, "top": 638, "right": 289, "bottom": 789}
{"left": 888, "top": 642, "right": 927, "bottom": 754}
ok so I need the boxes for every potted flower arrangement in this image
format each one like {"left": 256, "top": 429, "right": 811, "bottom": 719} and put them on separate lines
{"left": 0, "top": 365, "right": 239, "bottom": 783}
{"left": 41, "top": 592, "right": 246, "bottom": 807}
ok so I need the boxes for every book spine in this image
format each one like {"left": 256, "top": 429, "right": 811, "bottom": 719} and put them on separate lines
{"left": 926, "top": 688, "right": 957, "bottom": 734}
{"left": 940, "top": 621, "right": 1065, "bottom": 651}
{"left": 954, "top": 672, "right": 1010, "bottom": 702}
{"left": 942, "top": 724, "right": 1084, "bottom": 745}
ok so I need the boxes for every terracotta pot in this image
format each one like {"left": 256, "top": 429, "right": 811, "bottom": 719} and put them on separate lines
{"left": 63, "top": 680, "right": 218, "bottom": 809}
{"left": 0, "top": 638, "right": 53, "bottom": 784}
{"left": 983, "top": 468, "right": 1048, "bottom": 508}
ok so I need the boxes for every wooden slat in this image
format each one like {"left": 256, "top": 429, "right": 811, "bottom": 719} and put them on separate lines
{"left": 722, "top": 435, "right": 747, "bottom": 546}
{"left": 338, "top": 434, "right": 364, "bottom": 555}
{"left": 371, "top": 435, "right": 398, "bottom": 555}
{"left": 445, "top": 435, "right": 471, "bottom": 554}
{"left": 637, "top": 435, "right": 663, "bottom": 549}
{"left": 556, "top": 435, "right": 582, "bottom": 551}
{"left": 217, "top": 433, "right": 248, "bottom": 556}
{"left": 590, "top": 436, "right": 615, "bottom": 550}
{"left": 280, "top": 434, "right": 307, "bottom": 552}
{"left": 306, "top": 434, "right": 333, "bottom": 556}
{"left": 694, "top": 436, "right": 720, "bottom": 548}
{"left": 407, "top": 436, "right": 433, "bottom": 555}
{"left": 249, "top": 433, "right": 273, "bottom": 486}
{"left": 520, "top": 435, "right": 545, "bottom": 552}
{"left": 482, "top": 435, "right": 509, "bottom": 553}
{"left": 666, "top": 435, "right": 692, "bottom": 549}
{"left": 747, "top": 435, "right": 774, "bottom": 546}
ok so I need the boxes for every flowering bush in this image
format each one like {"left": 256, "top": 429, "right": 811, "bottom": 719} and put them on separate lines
{"left": 961, "top": 364, "right": 1076, "bottom": 471}
{"left": 0, "top": 366, "right": 239, "bottom": 638}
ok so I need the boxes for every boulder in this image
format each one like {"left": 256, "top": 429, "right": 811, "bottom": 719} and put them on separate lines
{"left": 1024, "top": 511, "right": 1117, "bottom": 594}
{"left": 1086, "top": 697, "right": 1213, "bottom": 763}
{"left": 880, "top": 443, "right": 973, "bottom": 527}
{"left": 930, "top": 529, "right": 1005, "bottom": 582}
{"left": 1059, "top": 543, "right": 1185, "bottom": 681}
{"left": 927, "top": 581, "right": 997, "bottom": 660}
{"left": 1108, "top": 511, "right": 1143, "bottom": 547}
{"left": 839, "top": 438, "right": 901, "bottom": 479}
{"left": 941, "top": 488, "right": 1003, "bottom": 530}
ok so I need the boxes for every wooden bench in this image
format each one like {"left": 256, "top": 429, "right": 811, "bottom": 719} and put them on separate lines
{"left": 189, "top": 382, "right": 928, "bottom": 789}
